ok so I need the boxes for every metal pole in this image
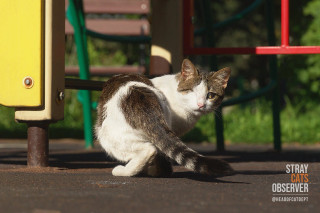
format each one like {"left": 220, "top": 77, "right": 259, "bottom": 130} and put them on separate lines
{"left": 201, "top": 0, "right": 224, "bottom": 151}
{"left": 68, "top": 0, "right": 94, "bottom": 148}
{"left": 215, "top": 107, "right": 225, "bottom": 151}
{"left": 27, "top": 122, "right": 49, "bottom": 167}
{"left": 266, "top": 0, "right": 282, "bottom": 151}
{"left": 281, "top": 0, "right": 289, "bottom": 47}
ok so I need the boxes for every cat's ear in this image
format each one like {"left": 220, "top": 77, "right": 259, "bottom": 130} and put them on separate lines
{"left": 181, "top": 59, "right": 198, "bottom": 80}
{"left": 210, "top": 67, "right": 231, "bottom": 89}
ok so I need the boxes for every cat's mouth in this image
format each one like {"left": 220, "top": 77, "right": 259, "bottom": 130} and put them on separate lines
{"left": 194, "top": 106, "right": 214, "bottom": 113}
{"left": 195, "top": 107, "right": 209, "bottom": 113}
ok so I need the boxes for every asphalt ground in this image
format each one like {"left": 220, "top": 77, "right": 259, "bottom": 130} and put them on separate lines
{"left": 0, "top": 139, "right": 319, "bottom": 213}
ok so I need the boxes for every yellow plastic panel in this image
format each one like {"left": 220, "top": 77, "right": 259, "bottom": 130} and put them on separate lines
{"left": 0, "top": 0, "right": 43, "bottom": 107}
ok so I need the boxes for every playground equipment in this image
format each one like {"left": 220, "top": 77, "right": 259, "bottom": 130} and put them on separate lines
{"left": 0, "top": 0, "right": 65, "bottom": 166}
{"left": 0, "top": 0, "right": 319, "bottom": 167}
{"left": 185, "top": 0, "right": 320, "bottom": 55}
{"left": 183, "top": 0, "right": 320, "bottom": 152}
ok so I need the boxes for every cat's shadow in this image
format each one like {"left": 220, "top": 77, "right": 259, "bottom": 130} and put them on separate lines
{"left": 171, "top": 171, "right": 245, "bottom": 183}
{"left": 169, "top": 169, "right": 285, "bottom": 184}
{"left": 135, "top": 169, "right": 284, "bottom": 184}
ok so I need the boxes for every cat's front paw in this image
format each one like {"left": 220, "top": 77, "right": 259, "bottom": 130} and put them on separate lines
{"left": 112, "top": 165, "right": 127, "bottom": 176}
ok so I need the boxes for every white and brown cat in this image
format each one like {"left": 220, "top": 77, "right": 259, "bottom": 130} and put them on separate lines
{"left": 95, "top": 59, "right": 233, "bottom": 177}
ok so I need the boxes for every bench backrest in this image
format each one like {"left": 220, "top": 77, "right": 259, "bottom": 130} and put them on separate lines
{"left": 65, "top": 0, "right": 150, "bottom": 36}
{"left": 65, "top": 0, "right": 149, "bottom": 14}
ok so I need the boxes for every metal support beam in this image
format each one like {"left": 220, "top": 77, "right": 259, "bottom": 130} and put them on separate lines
{"left": 266, "top": 0, "right": 282, "bottom": 151}
{"left": 150, "top": 0, "right": 183, "bottom": 75}
{"left": 65, "top": 78, "right": 105, "bottom": 91}
{"left": 27, "top": 122, "right": 49, "bottom": 167}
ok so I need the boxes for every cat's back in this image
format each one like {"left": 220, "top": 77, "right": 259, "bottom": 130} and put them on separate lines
{"left": 99, "top": 74, "right": 153, "bottom": 103}
{"left": 95, "top": 74, "right": 167, "bottom": 129}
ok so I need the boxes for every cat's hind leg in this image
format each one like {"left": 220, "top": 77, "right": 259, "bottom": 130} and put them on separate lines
{"left": 112, "top": 143, "right": 157, "bottom": 177}
{"left": 143, "top": 153, "right": 173, "bottom": 177}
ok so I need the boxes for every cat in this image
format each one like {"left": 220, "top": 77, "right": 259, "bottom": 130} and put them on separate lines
{"left": 95, "top": 59, "right": 233, "bottom": 177}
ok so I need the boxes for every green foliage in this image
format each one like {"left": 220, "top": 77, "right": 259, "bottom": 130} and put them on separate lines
{"left": 300, "top": 0, "right": 320, "bottom": 94}
{"left": 86, "top": 38, "right": 128, "bottom": 66}
{"left": 183, "top": 99, "right": 320, "bottom": 144}
{"left": 280, "top": 97, "right": 320, "bottom": 143}
{"left": 223, "top": 102, "right": 273, "bottom": 143}
{"left": 302, "top": 0, "right": 320, "bottom": 45}
{"left": 0, "top": 106, "right": 27, "bottom": 138}
{"left": 277, "top": 0, "right": 320, "bottom": 101}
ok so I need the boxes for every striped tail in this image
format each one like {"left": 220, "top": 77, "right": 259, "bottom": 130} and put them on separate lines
{"left": 147, "top": 125, "right": 234, "bottom": 176}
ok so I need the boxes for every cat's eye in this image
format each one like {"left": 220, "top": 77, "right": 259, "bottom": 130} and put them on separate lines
{"left": 206, "top": 92, "right": 216, "bottom": 100}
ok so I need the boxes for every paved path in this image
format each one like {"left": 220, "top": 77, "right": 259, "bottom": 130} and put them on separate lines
{"left": 0, "top": 139, "right": 319, "bottom": 213}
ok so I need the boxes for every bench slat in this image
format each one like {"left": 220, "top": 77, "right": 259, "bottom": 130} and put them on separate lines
{"left": 65, "top": 0, "right": 150, "bottom": 14}
{"left": 65, "top": 19, "right": 149, "bottom": 36}
{"left": 65, "top": 66, "right": 146, "bottom": 76}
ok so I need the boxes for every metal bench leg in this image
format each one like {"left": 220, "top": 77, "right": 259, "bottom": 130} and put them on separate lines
{"left": 27, "top": 122, "right": 49, "bottom": 167}
{"left": 215, "top": 107, "right": 225, "bottom": 152}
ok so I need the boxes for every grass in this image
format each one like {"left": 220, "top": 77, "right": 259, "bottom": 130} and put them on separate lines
{"left": 1, "top": 96, "right": 319, "bottom": 144}
{"left": 183, "top": 98, "right": 320, "bottom": 144}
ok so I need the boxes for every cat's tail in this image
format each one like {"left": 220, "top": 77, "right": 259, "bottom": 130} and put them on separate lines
{"left": 122, "top": 86, "right": 234, "bottom": 176}
{"left": 148, "top": 125, "right": 234, "bottom": 176}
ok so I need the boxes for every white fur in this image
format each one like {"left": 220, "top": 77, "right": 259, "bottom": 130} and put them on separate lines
{"left": 151, "top": 75, "right": 210, "bottom": 136}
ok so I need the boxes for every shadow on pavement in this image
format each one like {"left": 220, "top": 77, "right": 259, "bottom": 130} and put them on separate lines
{"left": 200, "top": 150, "right": 320, "bottom": 163}
{"left": 170, "top": 171, "right": 250, "bottom": 184}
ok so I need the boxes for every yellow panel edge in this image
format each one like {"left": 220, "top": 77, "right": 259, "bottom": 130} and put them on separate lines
{"left": 15, "top": 0, "right": 65, "bottom": 122}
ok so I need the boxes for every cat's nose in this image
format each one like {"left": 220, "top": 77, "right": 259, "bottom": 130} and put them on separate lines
{"left": 197, "top": 102, "right": 205, "bottom": 108}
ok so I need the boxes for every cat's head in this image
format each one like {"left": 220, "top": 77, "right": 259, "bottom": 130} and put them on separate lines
{"left": 176, "top": 59, "right": 231, "bottom": 113}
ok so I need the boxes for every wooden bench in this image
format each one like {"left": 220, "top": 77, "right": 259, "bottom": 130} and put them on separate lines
{"left": 65, "top": 0, "right": 150, "bottom": 76}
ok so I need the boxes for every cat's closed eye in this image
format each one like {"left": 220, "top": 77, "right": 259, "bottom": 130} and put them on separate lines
{"left": 206, "top": 92, "right": 217, "bottom": 100}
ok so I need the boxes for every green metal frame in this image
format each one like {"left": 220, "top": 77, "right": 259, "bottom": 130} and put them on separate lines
{"left": 266, "top": 0, "right": 281, "bottom": 151}
{"left": 67, "top": 0, "right": 93, "bottom": 148}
